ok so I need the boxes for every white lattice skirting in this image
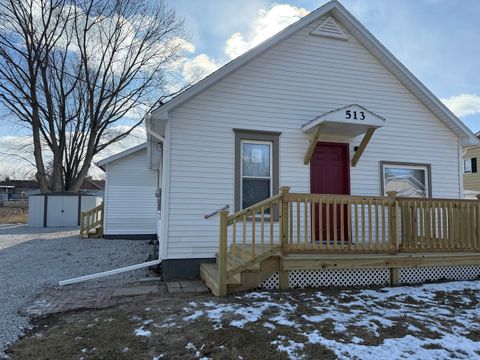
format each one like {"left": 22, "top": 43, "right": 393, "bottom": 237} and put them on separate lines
{"left": 259, "top": 266, "right": 480, "bottom": 290}
{"left": 399, "top": 266, "right": 480, "bottom": 284}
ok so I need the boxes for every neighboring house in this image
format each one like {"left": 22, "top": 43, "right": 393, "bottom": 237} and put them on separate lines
{"left": 0, "top": 185, "right": 14, "bottom": 203}
{"left": 463, "top": 132, "right": 480, "bottom": 192}
{"left": 102, "top": 1, "right": 478, "bottom": 286}
{"left": 97, "top": 143, "right": 159, "bottom": 239}
{"left": 0, "top": 180, "right": 39, "bottom": 200}
{"left": 80, "top": 178, "right": 106, "bottom": 197}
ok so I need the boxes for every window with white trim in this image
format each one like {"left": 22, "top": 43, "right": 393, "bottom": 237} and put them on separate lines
{"left": 465, "top": 159, "right": 472, "bottom": 173}
{"left": 464, "top": 157, "right": 477, "bottom": 174}
{"left": 381, "top": 162, "right": 430, "bottom": 198}
{"left": 241, "top": 140, "right": 272, "bottom": 209}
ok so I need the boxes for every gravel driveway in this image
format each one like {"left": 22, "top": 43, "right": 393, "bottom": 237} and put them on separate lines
{"left": 0, "top": 224, "right": 153, "bottom": 357}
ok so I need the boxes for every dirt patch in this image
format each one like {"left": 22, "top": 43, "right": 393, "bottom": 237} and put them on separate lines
{"left": 8, "top": 294, "right": 336, "bottom": 360}
{"left": 0, "top": 205, "right": 28, "bottom": 224}
{"left": 7, "top": 281, "right": 480, "bottom": 359}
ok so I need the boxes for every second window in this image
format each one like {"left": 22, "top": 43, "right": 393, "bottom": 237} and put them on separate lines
{"left": 241, "top": 140, "right": 272, "bottom": 209}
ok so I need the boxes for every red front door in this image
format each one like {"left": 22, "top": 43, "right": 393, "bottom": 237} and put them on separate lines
{"left": 310, "top": 142, "right": 350, "bottom": 241}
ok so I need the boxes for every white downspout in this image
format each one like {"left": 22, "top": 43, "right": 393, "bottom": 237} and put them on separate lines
{"left": 145, "top": 114, "right": 165, "bottom": 142}
{"left": 59, "top": 259, "right": 161, "bottom": 286}
{"left": 459, "top": 140, "right": 465, "bottom": 198}
{"left": 59, "top": 115, "right": 165, "bottom": 286}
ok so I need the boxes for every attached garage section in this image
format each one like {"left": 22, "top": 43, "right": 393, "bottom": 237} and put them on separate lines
{"left": 98, "top": 143, "right": 159, "bottom": 239}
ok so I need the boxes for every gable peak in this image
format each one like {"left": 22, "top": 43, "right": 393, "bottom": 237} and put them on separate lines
{"left": 310, "top": 16, "right": 348, "bottom": 41}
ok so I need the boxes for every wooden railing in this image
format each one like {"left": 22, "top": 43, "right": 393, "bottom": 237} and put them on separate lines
{"left": 79, "top": 203, "right": 104, "bottom": 238}
{"left": 217, "top": 191, "right": 285, "bottom": 296}
{"left": 400, "top": 198, "right": 480, "bottom": 251}
{"left": 284, "top": 191, "right": 398, "bottom": 253}
{"left": 216, "top": 188, "right": 480, "bottom": 294}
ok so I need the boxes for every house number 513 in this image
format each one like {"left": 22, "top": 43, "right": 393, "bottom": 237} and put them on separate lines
{"left": 346, "top": 110, "right": 365, "bottom": 120}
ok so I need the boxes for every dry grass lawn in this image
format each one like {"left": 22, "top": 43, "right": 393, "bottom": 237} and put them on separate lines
{"left": 0, "top": 205, "right": 28, "bottom": 224}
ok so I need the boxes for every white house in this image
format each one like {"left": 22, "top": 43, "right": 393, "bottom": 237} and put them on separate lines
{"left": 100, "top": 0, "right": 478, "bottom": 285}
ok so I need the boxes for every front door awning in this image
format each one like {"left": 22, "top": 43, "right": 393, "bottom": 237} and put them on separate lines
{"left": 302, "top": 104, "right": 385, "bottom": 166}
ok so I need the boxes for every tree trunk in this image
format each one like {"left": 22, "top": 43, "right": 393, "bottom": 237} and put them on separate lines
{"left": 50, "top": 151, "right": 64, "bottom": 192}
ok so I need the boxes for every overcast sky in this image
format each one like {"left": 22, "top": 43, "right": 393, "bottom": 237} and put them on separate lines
{"left": 1, "top": 0, "right": 479, "bottom": 177}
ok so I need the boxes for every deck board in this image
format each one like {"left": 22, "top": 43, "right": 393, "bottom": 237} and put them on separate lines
{"left": 282, "top": 252, "right": 480, "bottom": 270}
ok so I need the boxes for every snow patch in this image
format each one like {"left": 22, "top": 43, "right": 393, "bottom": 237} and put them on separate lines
{"left": 134, "top": 327, "right": 152, "bottom": 337}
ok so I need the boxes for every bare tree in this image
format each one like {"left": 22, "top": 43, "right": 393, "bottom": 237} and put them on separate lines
{"left": 0, "top": 0, "right": 187, "bottom": 192}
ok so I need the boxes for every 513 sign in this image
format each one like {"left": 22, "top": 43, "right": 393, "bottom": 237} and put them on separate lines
{"left": 345, "top": 110, "right": 365, "bottom": 120}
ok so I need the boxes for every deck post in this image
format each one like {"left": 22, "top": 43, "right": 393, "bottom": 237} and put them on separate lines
{"left": 387, "top": 191, "right": 399, "bottom": 252}
{"left": 80, "top": 212, "right": 84, "bottom": 237}
{"left": 390, "top": 268, "right": 399, "bottom": 286}
{"left": 279, "top": 270, "right": 289, "bottom": 290}
{"left": 280, "top": 186, "right": 291, "bottom": 256}
{"left": 218, "top": 209, "right": 229, "bottom": 296}
{"left": 476, "top": 195, "right": 480, "bottom": 251}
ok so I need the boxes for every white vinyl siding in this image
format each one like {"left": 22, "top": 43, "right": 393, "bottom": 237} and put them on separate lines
{"left": 104, "top": 148, "right": 158, "bottom": 236}
{"left": 164, "top": 14, "right": 461, "bottom": 259}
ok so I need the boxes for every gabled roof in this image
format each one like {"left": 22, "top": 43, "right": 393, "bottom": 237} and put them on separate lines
{"left": 97, "top": 143, "right": 147, "bottom": 170}
{"left": 151, "top": 0, "right": 477, "bottom": 146}
{"left": 82, "top": 179, "right": 105, "bottom": 190}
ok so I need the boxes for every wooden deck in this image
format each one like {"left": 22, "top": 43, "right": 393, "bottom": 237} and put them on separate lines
{"left": 282, "top": 252, "right": 480, "bottom": 270}
{"left": 200, "top": 188, "right": 480, "bottom": 296}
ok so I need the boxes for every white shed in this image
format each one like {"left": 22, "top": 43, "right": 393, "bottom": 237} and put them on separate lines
{"left": 28, "top": 192, "right": 102, "bottom": 227}
{"left": 97, "top": 143, "right": 160, "bottom": 239}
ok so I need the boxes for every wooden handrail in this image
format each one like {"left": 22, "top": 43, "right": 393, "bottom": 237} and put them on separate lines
{"left": 80, "top": 203, "right": 104, "bottom": 238}
{"left": 217, "top": 189, "right": 288, "bottom": 295}
{"left": 227, "top": 193, "right": 283, "bottom": 223}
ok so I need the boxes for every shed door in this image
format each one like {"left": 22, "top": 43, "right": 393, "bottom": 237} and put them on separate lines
{"left": 46, "top": 196, "right": 79, "bottom": 227}
{"left": 310, "top": 142, "right": 350, "bottom": 241}
{"left": 46, "top": 196, "right": 63, "bottom": 227}
{"left": 62, "top": 197, "right": 79, "bottom": 226}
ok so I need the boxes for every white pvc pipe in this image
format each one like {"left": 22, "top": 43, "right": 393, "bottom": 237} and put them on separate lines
{"left": 58, "top": 259, "right": 161, "bottom": 286}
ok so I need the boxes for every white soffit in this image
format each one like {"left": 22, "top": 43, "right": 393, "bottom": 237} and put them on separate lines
{"left": 310, "top": 16, "right": 348, "bottom": 40}
{"left": 302, "top": 104, "right": 385, "bottom": 137}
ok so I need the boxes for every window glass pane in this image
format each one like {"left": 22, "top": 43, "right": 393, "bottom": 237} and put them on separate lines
{"left": 242, "top": 178, "right": 270, "bottom": 209}
{"left": 242, "top": 142, "right": 270, "bottom": 177}
{"left": 464, "top": 159, "right": 472, "bottom": 173}
{"left": 384, "top": 167, "right": 427, "bottom": 198}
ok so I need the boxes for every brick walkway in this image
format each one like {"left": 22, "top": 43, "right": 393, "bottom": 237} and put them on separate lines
{"left": 23, "top": 281, "right": 209, "bottom": 317}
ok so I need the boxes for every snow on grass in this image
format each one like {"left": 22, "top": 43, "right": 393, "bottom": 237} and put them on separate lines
{"left": 202, "top": 296, "right": 297, "bottom": 329}
{"left": 179, "top": 281, "right": 480, "bottom": 359}
{"left": 272, "top": 336, "right": 305, "bottom": 359}
{"left": 134, "top": 327, "right": 152, "bottom": 337}
{"left": 183, "top": 310, "right": 204, "bottom": 321}
{"left": 263, "top": 322, "right": 276, "bottom": 330}
{"left": 185, "top": 342, "right": 208, "bottom": 358}
{"left": 305, "top": 331, "right": 480, "bottom": 360}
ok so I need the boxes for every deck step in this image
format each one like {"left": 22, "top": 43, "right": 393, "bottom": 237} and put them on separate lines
{"left": 200, "top": 263, "right": 244, "bottom": 296}
{"left": 201, "top": 249, "right": 282, "bottom": 295}
{"left": 215, "top": 246, "right": 281, "bottom": 273}
{"left": 86, "top": 226, "right": 103, "bottom": 239}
